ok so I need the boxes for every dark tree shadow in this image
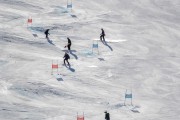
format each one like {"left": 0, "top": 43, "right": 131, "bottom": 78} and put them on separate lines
{"left": 70, "top": 50, "right": 78, "bottom": 60}
{"left": 47, "top": 37, "right": 55, "bottom": 45}
{"left": 102, "top": 39, "right": 113, "bottom": 51}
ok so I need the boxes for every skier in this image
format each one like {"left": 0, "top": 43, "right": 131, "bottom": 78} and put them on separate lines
{"left": 64, "top": 37, "right": 72, "bottom": 51}
{"left": 104, "top": 111, "right": 110, "bottom": 120}
{"left": 44, "top": 29, "right": 50, "bottom": 38}
{"left": 100, "top": 28, "right": 105, "bottom": 42}
{"left": 63, "top": 52, "right": 70, "bottom": 66}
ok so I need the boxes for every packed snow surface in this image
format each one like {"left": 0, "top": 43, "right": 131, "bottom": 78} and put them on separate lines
{"left": 0, "top": 0, "right": 180, "bottom": 120}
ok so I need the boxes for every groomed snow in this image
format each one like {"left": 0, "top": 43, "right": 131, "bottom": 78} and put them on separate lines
{"left": 0, "top": 0, "right": 180, "bottom": 120}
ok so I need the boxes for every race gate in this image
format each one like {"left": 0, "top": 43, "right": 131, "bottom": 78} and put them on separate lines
{"left": 77, "top": 112, "right": 84, "bottom": 120}
{"left": 92, "top": 40, "right": 99, "bottom": 55}
{"left": 67, "top": 0, "right": 73, "bottom": 9}
{"left": 27, "top": 16, "right": 32, "bottom": 27}
{"left": 124, "top": 89, "right": 133, "bottom": 106}
{"left": 51, "top": 60, "right": 59, "bottom": 75}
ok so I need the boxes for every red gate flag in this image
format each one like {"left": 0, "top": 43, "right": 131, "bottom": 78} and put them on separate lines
{"left": 27, "top": 18, "right": 32, "bottom": 23}
{"left": 77, "top": 116, "right": 84, "bottom": 120}
{"left": 52, "top": 64, "right": 58, "bottom": 69}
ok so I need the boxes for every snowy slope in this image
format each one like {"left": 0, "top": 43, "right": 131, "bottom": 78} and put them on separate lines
{"left": 0, "top": 0, "right": 180, "bottom": 120}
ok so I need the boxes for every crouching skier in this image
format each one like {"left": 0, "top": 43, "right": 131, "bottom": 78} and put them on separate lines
{"left": 63, "top": 52, "right": 70, "bottom": 67}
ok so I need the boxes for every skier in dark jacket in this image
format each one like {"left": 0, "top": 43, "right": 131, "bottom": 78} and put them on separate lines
{"left": 44, "top": 29, "right": 50, "bottom": 38}
{"left": 63, "top": 52, "right": 70, "bottom": 66}
{"left": 104, "top": 111, "right": 110, "bottom": 120}
{"left": 65, "top": 37, "right": 72, "bottom": 51}
{"left": 100, "top": 28, "right": 105, "bottom": 42}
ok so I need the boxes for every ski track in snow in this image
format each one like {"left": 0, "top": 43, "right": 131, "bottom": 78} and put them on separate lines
{"left": 0, "top": 0, "right": 180, "bottom": 120}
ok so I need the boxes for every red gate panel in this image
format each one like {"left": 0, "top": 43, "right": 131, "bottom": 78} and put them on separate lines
{"left": 52, "top": 64, "right": 58, "bottom": 69}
